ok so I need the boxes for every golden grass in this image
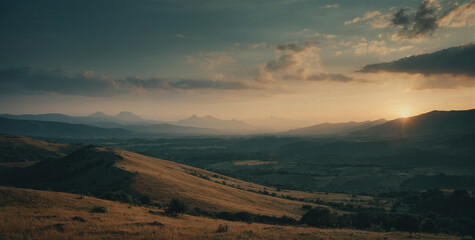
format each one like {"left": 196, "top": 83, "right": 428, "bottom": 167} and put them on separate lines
{"left": 0, "top": 186, "right": 461, "bottom": 240}
{"left": 0, "top": 134, "right": 71, "bottom": 154}
{"left": 115, "top": 149, "right": 317, "bottom": 218}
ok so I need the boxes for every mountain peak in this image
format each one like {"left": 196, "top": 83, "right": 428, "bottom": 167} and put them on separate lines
{"left": 176, "top": 114, "right": 253, "bottom": 130}
{"left": 89, "top": 111, "right": 108, "bottom": 118}
{"left": 114, "top": 111, "right": 143, "bottom": 122}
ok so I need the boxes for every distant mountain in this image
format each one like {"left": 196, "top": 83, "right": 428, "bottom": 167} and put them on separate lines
{"left": 245, "top": 116, "right": 315, "bottom": 131}
{"left": 0, "top": 117, "right": 224, "bottom": 138}
{"left": 174, "top": 115, "right": 254, "bottom": 130}
{"left": 0, "top": 117, "right": 134, "bottom": 139}
{"left": 123, "top": 123, "right": 219, "bottom": 136}
{"left": 355, "top": 109, "right": 475, "bottom": 137}
{"left": 285, "top": 119, "right": 387, "bottom": 136}
{"left": 114, "top": 111, "right": 145, "bottom": 122}
{"left": 89, "top": 111, "right": 109, "bottom": 118}
{"left": 0, "top": 111, "right": 163, "bottom": 126}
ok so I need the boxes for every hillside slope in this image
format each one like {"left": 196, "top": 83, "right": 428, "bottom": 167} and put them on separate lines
{"left": 0, "top": 134, "right": 81, "bottom": 165}
{"left": 0, "top": 117, "right": 134, "bottom": 139}
{"left": 355, "top": 109, "right": 475, "bottom": 137}
{"left": 0, "top": 186, "right": 455, "bottom": 240}
{"left": 0, "top": 145, "right": 315, "bottom": 218}
{"left": 286, "top": 119, "right": 386, "bottom": 136}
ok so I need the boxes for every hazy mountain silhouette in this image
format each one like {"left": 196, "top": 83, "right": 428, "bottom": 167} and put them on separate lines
{"left": 0, "top": 111, "right": 163, "bottom": 126}
{"left": 174, "top": 115, "right": 254, "bottom": 130}
{"left": 123, "top": 123, "right": 219, "bottom": 135}
{"left": 245, "top": 116, "right": 315, "bottom": 131}
{"left": 285, "top": 119, "right": 387, "bottom": 136}
{"left": 0, "top": 117, "right": 225, "bottom": 138}
{"left": 354, "top": 109, "right": 475, "bottom": 137}
{"left": 0, "top": 117, "right": 134, "bottom": 139}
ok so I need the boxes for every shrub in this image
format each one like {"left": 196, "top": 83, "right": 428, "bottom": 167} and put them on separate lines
{"left": 104, "top": 190, "right": 133, "bottom": 204}
{"left": 164, "top": 198, "right": 187, "bottom": 217}
{"left": 90, "top": 206, "right": 107, "bottom": 213}
{"left": 138, "top": 195, "right": 152, "bottom": 205}
{"left": 301, "top": 207, "right": 332, "bottom": 227}
{"left": 302, "top": 204, "right": 312, "bottom": 210}
{"left": 216, "top": 224, "right": 229, "bottom": 233}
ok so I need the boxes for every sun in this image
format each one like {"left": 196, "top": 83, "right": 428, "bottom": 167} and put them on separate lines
{"left": 399, "top": 109, "right": 411, "bottom": 118}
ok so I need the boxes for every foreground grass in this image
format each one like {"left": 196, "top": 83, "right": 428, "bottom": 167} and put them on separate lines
{"left": 0, "top": 186, "right": 463, "bottom": 240}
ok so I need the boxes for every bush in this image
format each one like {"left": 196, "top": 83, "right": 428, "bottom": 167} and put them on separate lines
{"left": 164, "top": 198, "right": 187, "bottom": 217}
{"left": 216, "top": 224, "right": 229, "bottom": 233}
{"left": 104, "top": 190, "right": 133, "bottom": 203}
{"left": 90, "top": 206, "right": 107, "bottom": 213}
{"left": 301, "top": 207, "right": 333, "bottom": 227}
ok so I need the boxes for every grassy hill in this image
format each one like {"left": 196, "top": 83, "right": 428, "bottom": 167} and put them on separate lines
{"left": 0, "top": 134, "right": 81, "bottom": 167}
{"left": 0, "top": 144, "right": 320, "bottom": 218}
{"left": 355, "top": 109, "right": 475, "bottom": 138}
{"left": 0, "top": 186, "right": 460, "bottom": 240}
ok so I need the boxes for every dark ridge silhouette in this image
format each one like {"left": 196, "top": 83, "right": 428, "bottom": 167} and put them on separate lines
{"left": 285, "top": 119, "right": 387, "bottom": 136}
{"left": 354, "top": 109, "right": 475, "bottom": 137}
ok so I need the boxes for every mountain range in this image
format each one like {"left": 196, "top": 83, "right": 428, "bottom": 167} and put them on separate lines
{"left": 0, "top": 109, "right": 473, "bottom": 138}
{"left": 285, "top": 119, "right": 387, "bottom": 136}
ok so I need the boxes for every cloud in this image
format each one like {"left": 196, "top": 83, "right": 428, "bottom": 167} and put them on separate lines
{"left": 175, "top": 33, "right": 186, "bottom": 39}
{"left": 323, "top": 4, "right": 339, "bottom": 9}
{"left": 438, "top": 0, "right": 475, "bottom": 28}
{"left": 344, "top": 11, "right": 390, "bottom": 28}
{"left": 359, "top": 44, "right": 475, "bottom": 77}
{"left": 411, "top": 74, "right": 475, "bottom": 90}
{"left": 256, "top": 41, "right": 355, "bottom": 84}
{"left": 187, "top": 52, "right": 234, "bottom": 71}
{"left": 287, "top": 67, "right": 354, "bottom": 82}
{"left": 345, "top": 11, "right": 382, "bottom": 25}
{"left": 263, "top": 42, "right": 317, "bottom": 73}
{"left": 0, "top": 67, "right": 253, "bottom": 96}
{"left": 391, "top": 0, "right": 474, "bottom": 39}
{"left": 391, "top": 1, "right": 439, "bottom": 38}
{"left": 353, "top": 40, "right": 414, "bottom": 55}
{"left": 265, "top": 53, "right": 300, "bottom": 72}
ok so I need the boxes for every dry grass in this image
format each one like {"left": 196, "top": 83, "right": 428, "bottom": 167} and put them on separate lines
{"left": 0, "top": 134, "right": 73, "bottom": 154}
{"left": 114, "top": 149, "right": 384, "bottom": 216}
{"left": 116, "top": 149, "right": 319, "bottom": 218}
{"left": 0, "top": 186, "right": 461, "bottom": 240}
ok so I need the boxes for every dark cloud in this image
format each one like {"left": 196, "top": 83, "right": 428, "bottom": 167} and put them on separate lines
{"left": 275, "top": 43, "right": 309, "bottom": 53}
{"left": 265, "top": 53, "right": 300, "bottom": 72}
{"left": 307, "top": 73, "right": 354, "bottom": 82}
{"left": 359, "top": 44, "right": 475, "bottom": 76}
{"left": 286, "top": 68, "right": 354, "bottom": 82}
{"left": 391, "top": 0, "right": 438, "bottom": 38}
{"left": 0, "top": 67, "right": 252, "bottom": 96}
{"left": 265, "top": 41, "right": 318, "bottom": 72}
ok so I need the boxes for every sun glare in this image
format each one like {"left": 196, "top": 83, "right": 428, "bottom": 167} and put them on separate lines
{"left": 398, "top": 109, "right": 411, "bottom": 118}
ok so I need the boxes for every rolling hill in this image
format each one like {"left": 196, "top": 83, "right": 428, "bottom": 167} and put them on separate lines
{"left": 0, "top": 111, "right": 162, "bottom": 125}
{"left": 0, "top": 117, "right": 134, "bottom": 139}
{"left": 285, "top": 119, "right": 387, "bottom": 136}
{"left": 0, "top": 117, "right": 224, "bottom": 138}
{"left": 355, "top": 109, "right": 475, "bottom": 137}
{"left": 0, "top": 141, "right": 315, "bottom": 218}
{"left": 174, "top": 115, "right": 254, "bottom": 130}
{"left": 0, "top": 186, "right": 454, "bottom": 240}
{"left": 0, "top": 134, "right": 81, "bottom": 167}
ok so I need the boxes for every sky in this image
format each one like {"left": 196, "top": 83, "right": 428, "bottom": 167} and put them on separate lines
{"left": 0, "top": 0, "right": 474, "bottom": 123}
